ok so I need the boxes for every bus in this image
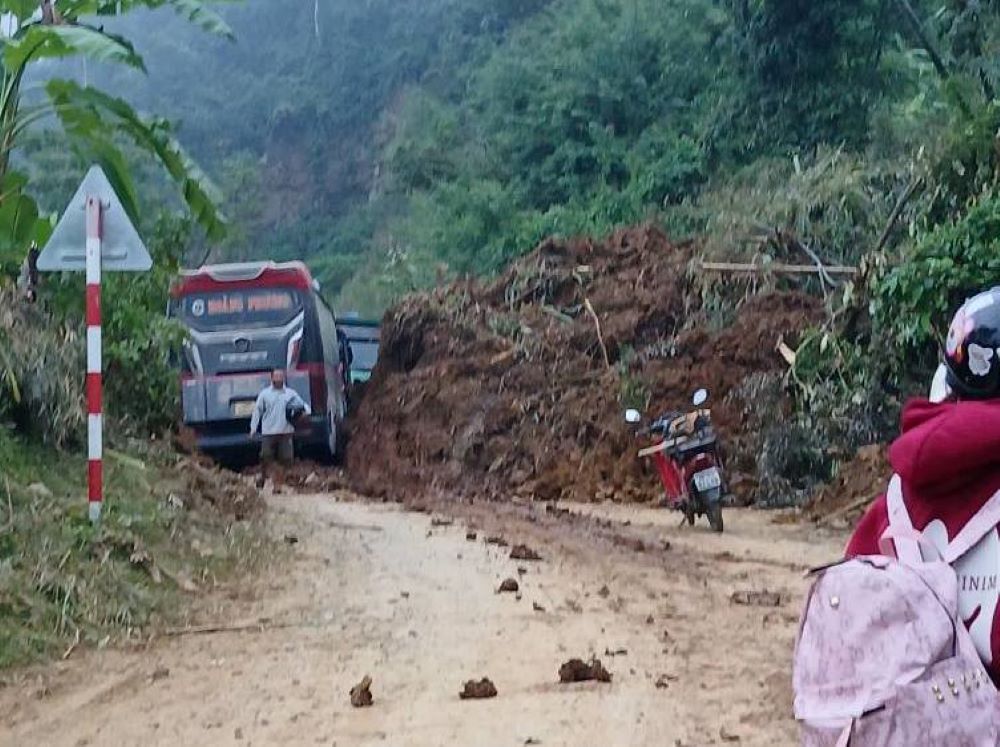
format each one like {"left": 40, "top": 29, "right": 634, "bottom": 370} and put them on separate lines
{"left": 169, "top": 261, "right": 347, "bottom": 461}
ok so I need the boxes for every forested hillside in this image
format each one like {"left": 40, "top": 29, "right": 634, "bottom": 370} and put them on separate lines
{"left": 41, "top": 0, "right": 989, "bottom": 311}
{"left": 5, "top": 0, "right": 1000, "bottom": 677}
{"left": 10, "top": 0, "right": 1000, "bottom": 471}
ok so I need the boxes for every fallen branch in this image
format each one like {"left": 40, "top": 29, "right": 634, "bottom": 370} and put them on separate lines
{"left": 488, "top": 348, "right": 516, "bottom": 367}
{"left": 160, "top": 619, "right": 305, "bottom": 638}
{"left": 775, "top": 336, "right": 797, "bottom": 367}
{"left": 583, "top": 298, "right": 611, "bottom": 370}
{"left": 892, "top": 0, "right": 951, "bottom": 82}
{"left": 540, "top": 305, "right": 574, "bottom": 325}
{"left": 160, "top": 621, "right": 269, "bottom": 637}
{"left": 873, "top": 176, "right": 923, "bottom": 256}
{"left": 62, "top": 628, "right": 81, "bottom": 660}
{"left": 106, "top": 448, "right": 147, "bottom": 471}
{"left": 701, "top": 261, "right": 857, "bottom": 276}
{"left": 816, "top": 495, "right": 874, "bottom": 527}
{"left": 785, "top": 234, "right": 839, "bottom": 290}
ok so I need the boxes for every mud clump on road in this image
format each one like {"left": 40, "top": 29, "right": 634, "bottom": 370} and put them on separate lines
{"left": 497, "top": 578, "right": 519, "bottom": 593}
{"left": 350, "top": 675, "right": 373, "bottom": 708}
{"left": 509, "top": 544, "right": 543, "bottom": 561}
{"left": 347, "top": 224, "right": 821, "bottom": 504}
{"left": 459, "top": 678, "right": 498, "bottom": 699}
{"left": 559, "top": 657, "right": 612, "bottom": 683}
{"left": 730, "top": 590, "right": 783, "bottom": 607}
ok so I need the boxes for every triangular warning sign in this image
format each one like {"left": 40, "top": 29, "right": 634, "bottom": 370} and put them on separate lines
{"left": 37, "top": 165, "right": 152, "bottom": 272}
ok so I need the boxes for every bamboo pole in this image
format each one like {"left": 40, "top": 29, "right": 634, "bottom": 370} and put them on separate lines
{"left": 700, "top": 261, "right": 858, "bottom": 276}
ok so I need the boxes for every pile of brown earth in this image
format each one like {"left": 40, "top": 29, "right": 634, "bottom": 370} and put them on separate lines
{"left": 804, "top": 444, "right": 889, "bottom": 527}
{"left": 347, "top": 225, "right": 822, "bottom": 503}
{"left": 173, "top": 431, "right": 266, "bottom": 519}
{"left": 177, "top": 454, "right": 265, "bottom": 520}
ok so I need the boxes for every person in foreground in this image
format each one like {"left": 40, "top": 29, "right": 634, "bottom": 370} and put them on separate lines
{"left": 249, "top": 368, "right": 310, "bottom": 483}
{"left": 847, "top": 287, "right": 1000, "bottom": 683}
{"left": 792, "top": 289, "right": 1000, "bottom": 746}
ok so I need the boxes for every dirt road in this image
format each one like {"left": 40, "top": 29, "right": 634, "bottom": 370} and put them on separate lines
{"left": 0, "top": 494, "right": 848, "bottom": 746}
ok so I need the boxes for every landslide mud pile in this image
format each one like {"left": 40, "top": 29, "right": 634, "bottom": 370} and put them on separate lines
{"left": 347, "top": 225, "right": 822, "bottom": 503}
{"left": 805, "top": 444, "right": 888, "bottom": 526}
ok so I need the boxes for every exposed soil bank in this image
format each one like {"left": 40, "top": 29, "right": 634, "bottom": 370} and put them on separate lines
{"left": 347, "top": 225, "right": 821, "bottom": 503}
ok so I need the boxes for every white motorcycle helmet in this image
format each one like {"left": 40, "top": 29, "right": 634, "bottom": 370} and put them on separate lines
{"left": 930, "top": 362, "right": 951, "bottom": 403}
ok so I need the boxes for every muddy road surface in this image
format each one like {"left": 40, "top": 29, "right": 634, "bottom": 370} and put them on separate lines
{"left": 0, "top": 494, "right": 847, "bottom": 746}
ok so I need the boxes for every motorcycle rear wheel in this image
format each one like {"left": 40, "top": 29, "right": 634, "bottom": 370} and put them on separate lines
{"left": 707, "top": 503, "right": 724, "bottom": 533}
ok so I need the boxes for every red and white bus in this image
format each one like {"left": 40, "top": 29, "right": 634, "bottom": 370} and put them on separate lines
{"left": 169, "top": 261, "right": 347, "bottom": 461}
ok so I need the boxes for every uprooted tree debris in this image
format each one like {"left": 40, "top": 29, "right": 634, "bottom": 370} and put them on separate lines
{"left": 347, "top": 225, "right": 821, "bottom": 504}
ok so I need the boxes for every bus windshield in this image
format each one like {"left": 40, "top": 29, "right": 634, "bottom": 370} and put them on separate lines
{"left": 177, "top": 288, "right": 303, "bottom": 331}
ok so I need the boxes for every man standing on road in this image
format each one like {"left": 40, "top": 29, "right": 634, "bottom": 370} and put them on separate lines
{"left": 249, "top": 369, "right": 310, "bottom": 483}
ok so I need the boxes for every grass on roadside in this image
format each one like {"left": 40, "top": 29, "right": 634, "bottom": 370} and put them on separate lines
{"left": 0, "top": 429, "right": 271, "bottom": 669}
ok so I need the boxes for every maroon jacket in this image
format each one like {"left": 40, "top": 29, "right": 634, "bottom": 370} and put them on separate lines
{"left": 848, "top": 398, "right": 1000, "bottom": 681}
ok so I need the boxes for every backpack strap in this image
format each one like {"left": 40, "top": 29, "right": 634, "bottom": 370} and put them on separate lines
{"left": 886, "top": 475, "right": 922, "bottom": 564}
{"left": 942, "top": 487, "right": 1000, "bottom": 563}
{"left": 878, "top": 527, "right": 942, "bottom": 562}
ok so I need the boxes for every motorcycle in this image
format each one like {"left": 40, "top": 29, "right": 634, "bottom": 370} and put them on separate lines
{"left": 625, "top": 388, "right": 726, "bottom": 533}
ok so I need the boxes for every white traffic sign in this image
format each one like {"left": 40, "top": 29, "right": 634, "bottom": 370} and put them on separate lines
{"left": 35, "top": 164, "right": 155, "bottom": 524}
{"left": 36, "top": 165, "right": 151, "bottom": 272}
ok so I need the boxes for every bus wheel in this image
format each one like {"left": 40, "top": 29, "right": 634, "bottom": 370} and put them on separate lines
{"left": 322, "top": 409, "right": 340, "bottom": 464}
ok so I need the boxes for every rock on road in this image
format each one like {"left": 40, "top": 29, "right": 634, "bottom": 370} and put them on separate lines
{"left": 0, "top": 494, "right": 848, "bottom": 746}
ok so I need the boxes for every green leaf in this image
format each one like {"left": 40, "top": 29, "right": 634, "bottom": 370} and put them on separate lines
{"left": 164, "top": 0, "right": 234, "bottom": 40}
{"left": 52, "top": 0, "right": 234, "bottom": 38}
{"left": 0, "top": 1, "right": 35, "bottom": 23}
{"left": 0, "top": 192, "right": 38, "bottom": 244}
{"left": 45, "top": 79, "right": 227, "bottom": 240}
{"left": 5, "top": 24, "right": 146, "bottom": 72}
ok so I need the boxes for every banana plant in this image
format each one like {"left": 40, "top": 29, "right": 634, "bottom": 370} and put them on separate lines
{"left": 0, "top": 0, "right": 233, "bottom": 274}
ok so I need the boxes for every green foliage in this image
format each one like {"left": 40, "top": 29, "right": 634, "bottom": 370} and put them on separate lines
{"left": 696, "top": 148, "right": 913, "bottom": 267}
{"left": 17, "top": 0, "right": 1000, "bottom": 465}
{"left": 102, "top": 216, "right": 189, "bottom": 434}
{"left": 34, "top": 215, "right": 193, "bottom": 438}
{"left": 4, "top": 23, "right": 145, "bottom": 71}
{"left": 732, "top": 0, "right": 891, "bottom": 153}
{"left": 0, "top": 0, "right": 229, "bottom": 275}
{"left": 0, "top": 429, "right": 266, "bottom": 669}
{"left": 873, "top": 189, "right": 1000, "bottom": 362}
{"left": 616, "top": 346, "right": 650, "bottom": 411}
{"left": 45, "top": 80, "right": 225, "bottom": 239}
{"left": 384, "top": 91, "right": 466, "bottom": 193}
{"left": 0, "top": 282, "right": 84, "bottom": 447}
{"left": 468, "top": 0, "right": 724, "bottom": 208}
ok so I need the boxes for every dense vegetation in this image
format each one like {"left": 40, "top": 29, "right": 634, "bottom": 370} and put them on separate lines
{"left": 4, "top": 0, "right": 1000, "bottom": 666}
{"left": 8, "top": 0, "right": 1000, "bottom": 474}
{"left": 0, "top": 0, "right": 264, "bottom": 670}
{"left": 166, "top": 1, "right": 1000, "bottom": 481}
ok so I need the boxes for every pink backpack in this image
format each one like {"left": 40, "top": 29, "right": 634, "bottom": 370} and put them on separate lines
{"left": 793, "top": 476, "right": 1000, "bottom": 745}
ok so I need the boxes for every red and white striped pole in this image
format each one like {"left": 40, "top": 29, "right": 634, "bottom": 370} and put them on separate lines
{"left": 85, "top": 196, "right": 103, "bottom": 524}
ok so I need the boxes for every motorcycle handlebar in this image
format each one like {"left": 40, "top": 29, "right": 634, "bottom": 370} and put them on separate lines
{"left": 635, "top": 410, "right": 713, "bottom": 439}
